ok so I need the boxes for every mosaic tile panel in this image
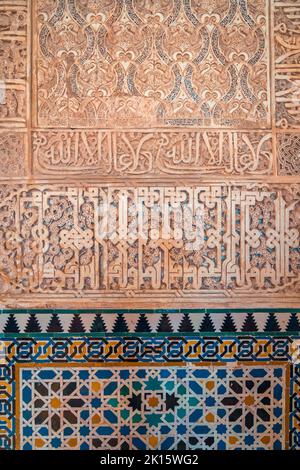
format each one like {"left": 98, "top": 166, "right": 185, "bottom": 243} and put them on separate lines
{"left": 0, "top": 335, "right": 299, "bottom": 450}
{"left": 1, "top": 0, "right": 300, "bottom": 453}
{"left": 17, "top": 364, "right": 288, "bottom": 450}
{"left": 3, "top": 335, "right": 293, "bottom": 365}
{"left": 33, "top": 0, "right": 270, "bottom": 129}
{"left": 290, "top": 361, "right": 300, "bottom": 449}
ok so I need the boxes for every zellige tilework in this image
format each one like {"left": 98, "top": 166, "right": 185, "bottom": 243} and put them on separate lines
{"left": 18, "top": 364, "right": 288, "bottom": 450}
{"left": 1, "top": 309, "right": 300, "bottom": 334}
{"left": 1, "top": 0, "right": 300, "bottom": 453}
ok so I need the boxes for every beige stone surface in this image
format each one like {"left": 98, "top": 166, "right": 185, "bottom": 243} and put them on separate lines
{"left": 33, "top": 0, "right": 270, "bottom": 129}
{"left": 0, "top": 0, "right": 300, "bottom": 308}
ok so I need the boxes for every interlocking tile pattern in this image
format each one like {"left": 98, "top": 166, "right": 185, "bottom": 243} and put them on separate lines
{"left": 19, "top": 365, "right": 287, "bottom": 450}
{"left": 0, "top": 0, "right": 300, "bottom": 452}
{"left": 0, "top": 334, "right": 299, "bottom": 450}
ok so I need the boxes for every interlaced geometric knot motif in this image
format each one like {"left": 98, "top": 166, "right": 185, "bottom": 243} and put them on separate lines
{"left": 19, "top": 365, "right": 287, "bottom": 450}
{"left": 0, "top": 184, "right": 300, "bottom": 303}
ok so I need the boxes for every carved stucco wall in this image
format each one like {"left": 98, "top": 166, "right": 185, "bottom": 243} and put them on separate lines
{"left": 1, "top": 0, "right": 300, "bottom": 452}
{"left": 0, "top": 0, "right": 300, "bottom": 309}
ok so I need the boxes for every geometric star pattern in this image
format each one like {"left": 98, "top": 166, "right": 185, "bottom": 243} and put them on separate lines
{"left": 1, "top": 0, "right": 300, "bottom": 453}
{"left": 19, "top": 365, "right": 287, "bottom": 450}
